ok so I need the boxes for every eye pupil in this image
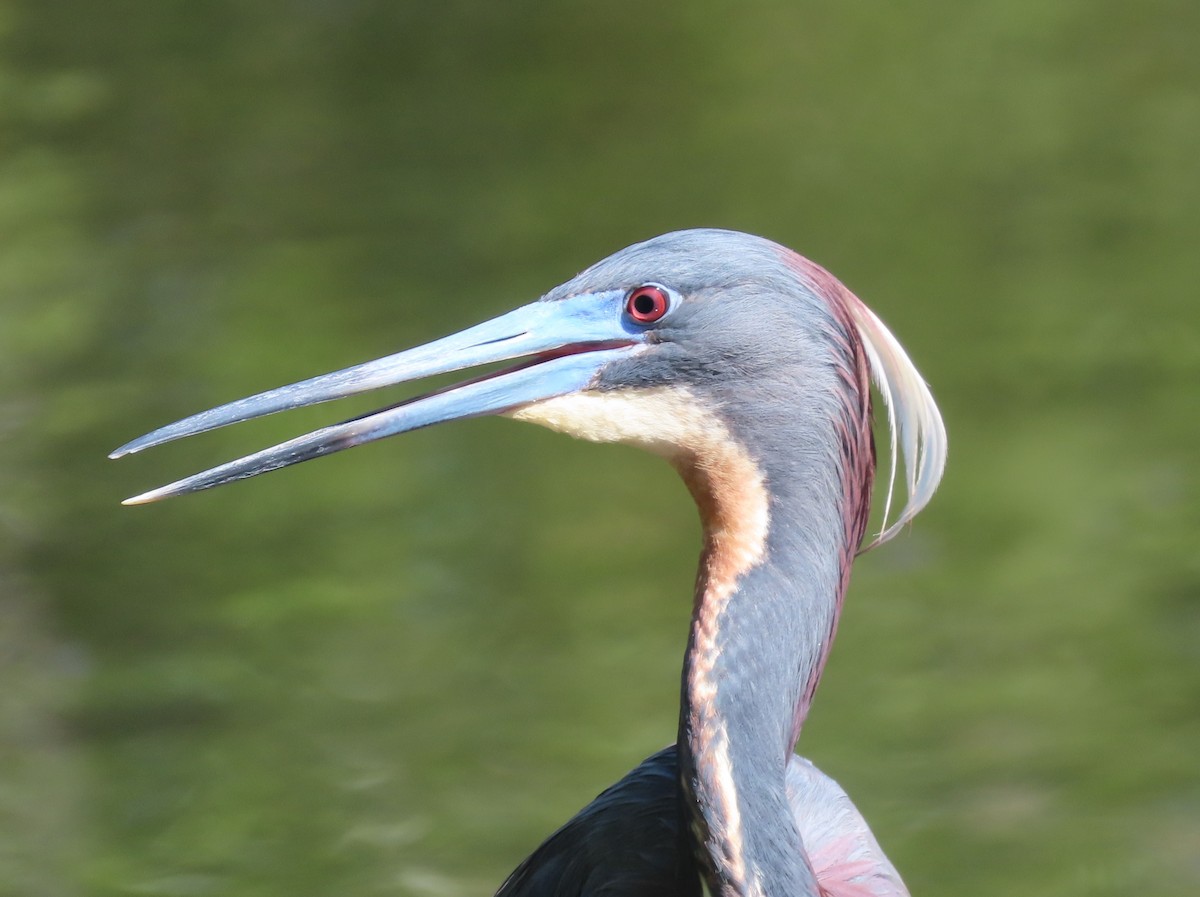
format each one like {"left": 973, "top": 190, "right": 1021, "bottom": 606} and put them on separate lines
{"left": 626, "top": 285, "right": 670, "bottom": 323}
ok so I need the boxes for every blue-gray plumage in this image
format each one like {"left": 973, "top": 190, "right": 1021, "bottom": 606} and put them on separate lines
{"left": 495, "top": 745, "right": 908, "bottom": 897}
{"left": 112, "top": 230, "right": 945, "bottom": 897}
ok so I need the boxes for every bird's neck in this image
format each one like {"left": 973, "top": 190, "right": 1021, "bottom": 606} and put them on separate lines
{"left": 508, "top": 372, "right": 874, "bottom": 896}
{"left": 675, "top": 401, "right": 871, "bottom": 897}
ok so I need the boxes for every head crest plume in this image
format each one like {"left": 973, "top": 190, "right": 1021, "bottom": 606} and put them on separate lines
{"left": 846, "top": 300, "right": 947, "bottom": 548}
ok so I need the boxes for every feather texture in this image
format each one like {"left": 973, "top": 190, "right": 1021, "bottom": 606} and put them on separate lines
{"left": 844, "top": 300, "right": 946, "bottom": 547}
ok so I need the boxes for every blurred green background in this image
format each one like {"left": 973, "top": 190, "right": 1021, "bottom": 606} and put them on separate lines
{"left": 2, "top": 1, "right": 1197, "bottom": 895}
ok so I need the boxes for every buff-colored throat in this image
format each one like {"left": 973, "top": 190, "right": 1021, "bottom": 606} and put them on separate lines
{"left": 512, "top": 386, "right": 773, "bottom": 894}
{"left": 509, "top": 386, "right": 771, "bottom": 597}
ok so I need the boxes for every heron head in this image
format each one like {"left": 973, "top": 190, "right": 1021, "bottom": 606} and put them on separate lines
{"left": 113, "top": 229, "right": 943, "bottom": 542}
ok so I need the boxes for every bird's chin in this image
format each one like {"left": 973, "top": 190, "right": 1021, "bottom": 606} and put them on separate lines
{"left": 509, "top": 385, "right": 709, "bottom": 453}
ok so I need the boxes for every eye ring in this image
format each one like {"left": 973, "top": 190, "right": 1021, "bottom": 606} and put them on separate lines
{"left": 625, "top": 284, "right": 672, "bottom": 324}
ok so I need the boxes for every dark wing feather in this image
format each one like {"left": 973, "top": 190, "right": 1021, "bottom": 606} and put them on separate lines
{"left": 495, "top": 746, "right": 701, "bottom": 897}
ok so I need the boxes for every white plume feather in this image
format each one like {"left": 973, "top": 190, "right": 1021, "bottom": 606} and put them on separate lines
{"left": 847, "top": 302, "right": 947, "bottom": 548}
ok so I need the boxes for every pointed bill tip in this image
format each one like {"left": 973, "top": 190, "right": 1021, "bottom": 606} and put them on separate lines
{"left": 121, "top": 488, "right": 170, "bottom": 506}
{"left": 111, "top": 429, "right": 168, "bottom": 457}
{"left": 111, "top": 430, "right": 174, "bottom": 459}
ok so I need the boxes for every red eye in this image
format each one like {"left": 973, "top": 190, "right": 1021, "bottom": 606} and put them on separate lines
{"left": 625, "top": 284, "right": 671, "bottom": 324}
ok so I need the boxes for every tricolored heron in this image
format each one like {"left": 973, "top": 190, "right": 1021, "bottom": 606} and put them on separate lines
{"left": 113, "top": 229, "right": 946, "bottom": 897}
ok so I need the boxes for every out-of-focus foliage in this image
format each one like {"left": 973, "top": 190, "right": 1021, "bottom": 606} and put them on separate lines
{"left": 1, "top": 2, "right": 1196, "bottom": 896}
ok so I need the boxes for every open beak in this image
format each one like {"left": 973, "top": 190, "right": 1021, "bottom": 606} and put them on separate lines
{"left": 111, "top": 291, "right": 643, "bottom": 504}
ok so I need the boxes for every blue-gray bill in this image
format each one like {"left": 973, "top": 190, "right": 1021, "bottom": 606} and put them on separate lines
{"left": 111, "top": 291, "right": 645, "bottom": 504}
